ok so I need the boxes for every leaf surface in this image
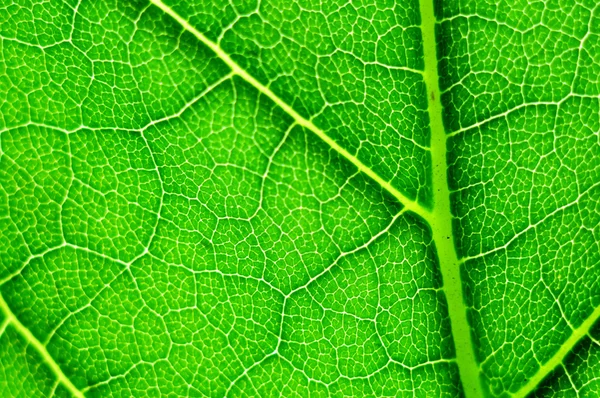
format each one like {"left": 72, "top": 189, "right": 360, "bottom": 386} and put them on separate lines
{"left": 0, "top": 0, "right": 598, "bottom": 397}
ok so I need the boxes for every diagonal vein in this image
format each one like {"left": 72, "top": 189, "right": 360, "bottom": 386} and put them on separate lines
{"left": 512, "top": 305, "right": 600, "bottom": 398}
{"left": 0, "top": 293, "right": 84, "bottom": 398}
{"left": 459, "top": 180, "right": 600, "bottom": 264}
{"left": 148, "top": 0, "right": 486, "bottom": 395}
{"left": 148, "top": 0, "right": 431, "bottom": 223}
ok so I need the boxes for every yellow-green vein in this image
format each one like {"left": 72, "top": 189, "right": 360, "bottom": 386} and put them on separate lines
{"left": 148, "top": 0, "right": 432, "bottom": 223}
{"left": 513, "top": 305, "right": 600, "bottom": 398}
{"left": 0, "top": 293, "right": 84, "bottom": 398}
{"left": 148, "top": 0, "right": 483, "bottom": 395}
{"left": 418, "top": 0, "right": 484, "bottom": 397}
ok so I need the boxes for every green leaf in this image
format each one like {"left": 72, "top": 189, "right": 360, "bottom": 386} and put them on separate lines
{"left": 0, "top": 0, "right": 598, "bottom": 396}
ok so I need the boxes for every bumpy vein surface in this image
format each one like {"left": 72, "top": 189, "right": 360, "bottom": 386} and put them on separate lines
{"left": 0, "top": 0, "right": 598, "bottom": 397}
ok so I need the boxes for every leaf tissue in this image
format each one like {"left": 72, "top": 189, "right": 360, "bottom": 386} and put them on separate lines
{"left": 0, "top": 0, "right": 598, "bottom": 396}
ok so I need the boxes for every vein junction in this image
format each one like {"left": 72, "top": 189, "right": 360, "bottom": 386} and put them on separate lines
{"left": 0, "top": 0, "right": 598, "bottom": 396}
{"left": 149, "top": 0, "right": 484, "bottom": 395}
{"left": 149, "top": 0, "right": 432, "bottom": 223}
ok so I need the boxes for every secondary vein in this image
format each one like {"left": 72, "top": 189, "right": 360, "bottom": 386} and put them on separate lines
{"left": 418, "top": 0, "right": 484, "bottom": 397}
{"left": 512, "top": 304, "right": 600, "bottom": 398}
{"left": 148, "top": 0, "right": 431, "bottom": 223}
{"left": 149, "top": 0, "right": 484, "bottom": 394}
{"left": 0, "top": 293, "right": 84, "bottom": 398}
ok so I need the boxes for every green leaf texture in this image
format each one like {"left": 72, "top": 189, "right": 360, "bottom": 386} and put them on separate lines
{"left": 0, "top": 0, "right": 598, "bottom": 396}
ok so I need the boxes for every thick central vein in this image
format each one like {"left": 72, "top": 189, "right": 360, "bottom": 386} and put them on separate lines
{"left": 149, "top": 0, "right": 483, "bottom": 394}
{"left": 418, "top": 1, "right": 483, "bottom": 397}
{"left": 148, "top": 0, "right": 431, "bottom": 223}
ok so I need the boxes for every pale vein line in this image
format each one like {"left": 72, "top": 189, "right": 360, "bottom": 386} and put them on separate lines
{"left": 287, "top": 208, "right": 407, "bottom": 297}
{"left": 419, "top": 0, "right": 484, "bottom": 397}
{"left": 225, "top": 206, "right": 409, "bottom": 393}
{"left": 148, "top": 0, "right": 432, "bottom": 222}
{"left": 459, "top": 180, "right": 600, "bottom": 264}
{"left": 139, "top": 72, "right": 234, "bottom": 132}
{"left": 512, "top": 305, "right": 600, "bottom": 398}
{"left": 0, "top": 293, "right": 84, "bottom": 398}
{"left": 447, "top": 101, "right": 562, "bottom": 138}
{"left": 0, "top": 318, "right": 9, "bottom": 337}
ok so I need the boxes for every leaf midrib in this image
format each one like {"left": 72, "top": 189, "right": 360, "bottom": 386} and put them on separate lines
{"left": 417, "top": 1, "right": 484, "bottom": 397}
{"left": 1, "top": 0, "right": 597, "bottom": 397}
{"left": 149, "top": 2, "right": 600, "bottom": 396}
{"left": 149, "top": 0, "right": 483, "bottom": 395}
